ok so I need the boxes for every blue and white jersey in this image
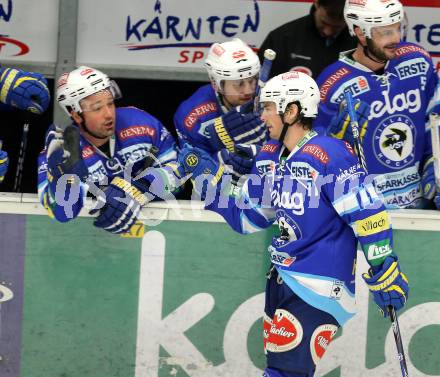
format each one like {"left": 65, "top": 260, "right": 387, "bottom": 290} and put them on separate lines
{"left": 174, "top": 84, "right": 224, "bottom": 155}
{"left": 315, "top": 42, "right": 439, "bottom": 209}
{"left": 207, "top": 131, "right": 394, "bottom": 325}
{"left": 38, "top": 106, "right": 179, "bottom": 222}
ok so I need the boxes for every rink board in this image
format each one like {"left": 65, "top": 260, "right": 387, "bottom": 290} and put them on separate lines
{"left": 0, "top": 199, "right": 440, "bottom": 377}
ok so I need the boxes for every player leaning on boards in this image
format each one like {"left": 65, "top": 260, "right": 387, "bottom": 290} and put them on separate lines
{"left": 174, "top": 38, "right": 266, "bottom": 184}
{"left": 0, "top": 66, "right": 50, "bottom": 183}
{"left": 37, "top": 66, "right": 181, "bottom": 234}
{"left": 315, "top": 0, "right": 440, "bottom": 209}
{"left": 177, "top": 71, "right": 408, "bottom": 377}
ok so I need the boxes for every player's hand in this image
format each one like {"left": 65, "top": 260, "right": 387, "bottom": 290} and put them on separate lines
{"left": 46, "top": 124, "right": 88, "bottom": 194}
{"left": 328, "top": 98, "right": 370, "bottom": 147}
{"left": 363, "top": 256, "right": 409, "bottom": 317}
{"left": 206, "top": 109, "right": 266, "bottom": 152}
{"left": 90, "top": 176, "right": 149, "bottom": 234}
{"left": 217, "top": 143, "right": 260, "bottom": 184}
{"left": 0, "top": 68, "right": 50, "bottom": 114}
{"left": 178, "top": 145, "right": 225, "bottom": 198}
{"left": 421, "top": 158, "right": 440, "bottom": 209}
{"left": 0, "top": 147, "right": 9, "bottom": 184}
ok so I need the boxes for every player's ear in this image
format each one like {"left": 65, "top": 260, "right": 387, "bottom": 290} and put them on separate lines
{"left": 354, "top": 26, "right": 366, "bottom": 44}
{"left": 284, "top": 103, "right": 299, "bottom": 123}
{"left": 71, "top": 111, "right": 83, "bottom": 125}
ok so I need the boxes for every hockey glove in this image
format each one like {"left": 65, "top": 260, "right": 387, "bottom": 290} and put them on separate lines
{"left": 46, "top": 124, "right": 89, "bottom": 197}
{"left": 217, "top": 143, "right": 260, "bottom": 184}
{"left": 421, "top": 158, "right": 440, "bottom": 209}
{"left": 206, "top": 109, "right": 266, "bottom": 152}
{"left": 328, "top": 98, "right": 370, "bottom": 148}
{"left": 90, "top": 176, "right": 150, "bottom": 234}
{"left": 178, "top": 145, "right": 224, "bottom": 198}
{"left": 363, "top": 255, "right": 409, "bottom": 317}
{"left": 0, "top": 67, "right": 50, "bottom": 114}
{"left": 0, "top": 146, "right": 8, "bottom": 184}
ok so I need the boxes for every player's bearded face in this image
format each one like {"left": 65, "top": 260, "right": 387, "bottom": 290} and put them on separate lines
{"left": 221, "top": 75, "right": 258, "bottom": 108}
{"left": 367, "top": 23, "right": 401, "bottom": 61}
{"left": 79, "top": 90, "right": 116, "bottom": 140}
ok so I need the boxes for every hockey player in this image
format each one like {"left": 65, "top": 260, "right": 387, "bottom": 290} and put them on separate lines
{"left": 177, "top": 71, "right": 409, "bottom": 376}
{"left": 174, "top": 38, "right": 266, "bottom": 183}
{"left": 0, "top": 66, "right": 50, "bottom": 183}
{"left": 38, "top": 66, "right": 180, "bottom": 234}
{"left": 314, "top": 0, "right": 440, "bottom": 209}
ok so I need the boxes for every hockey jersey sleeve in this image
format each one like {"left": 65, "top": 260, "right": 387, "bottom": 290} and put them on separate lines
{"left": 173, "top": 85, "right": 220, "bottom": 156}
{"left": 128, "top": 112, "right": 184, "bottom": 201}
{"left": 37, "top": 143, "right": 87, "bottom": 223}
{"left": 204, "top": 154, "right": 276, "bottom": 234}
{"left": 323, "top": 141, "right": 395, "bottom": 268}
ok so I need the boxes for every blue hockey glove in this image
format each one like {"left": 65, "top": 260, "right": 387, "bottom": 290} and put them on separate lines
{"left": 421, "top": 158, "right": 440, "bottom": 209}
{"left": 178, "top": 145, "right": 225, "bottom": 198}
{"left": 328, "top": 98, "right": 370, "bottom": 147}
{"left": 46, "top": 125, "right": 89, "bottom": 196}
{"left": 0, "top": 147, "right": 8, "bottom": 184}
{"left": 217, "top": 143, "right": 260, "bottom": 183}
{"left": 0, "top": 68, "right": 50, "bottom": 114}
{"left": 206, "top": 109, "right": 266, "bottom": 152}
{"left": 90, "top": 176, "right": 150, "bottom": 234}
{"left": 363, "top": 256, "right": 409, "bottom": 317}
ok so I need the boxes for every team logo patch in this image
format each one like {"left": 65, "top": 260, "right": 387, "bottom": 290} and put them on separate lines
{"left": 373, "top": 115, "right": 416, "bottom": 169}
{"left": 184, "top": 102, "right": 217, "bottom": 130}
{"left": 330, "top": 76, "right": 370, "bottom": 104}
{"left": 185, "top": 153, "right": 199, "bottom": 167}
{"left": 265, "top": 309, "right": 304, "bottom": 353}
{"left": 82, "top": 146, "right": 94, "bottom": 159}
{"left": 232, "top": 50, "right": 246, "bottom": 60}
{"left": 212, "top": 44, "right": 225, "bottom": 57}
{"left": 274, "top": 210, "right": 302, "bottom": 247}
{"left": 320, "top": 67, "right": 351, "bottom": 101}
{"left": 119, "top": 125, "right": 156, "bottom": 140}
{"left": 301, "top": 144, "right": 329, "bottom": 164}
{"left": 261, "top": 144, "right": 279, "bottom": 153}
{"left": 310, "top": 324, "right": 338, "bottom": 365}
{"left": 395, "top": 45, "right": 430, "bottom": 59}
{"left": 263, "top": 314, "right": 272, "bottom": 353}
{"left": 290, "top": 66, "right": 312, "bottom": 77}
{"left": 57, "top": 72, "right": 69, "bottom": 88}
{"left": 355, "top": 211, "right": 390, "bottom": 236}
{"left": 256, "top": 160, "right": 275, "bottom": 176}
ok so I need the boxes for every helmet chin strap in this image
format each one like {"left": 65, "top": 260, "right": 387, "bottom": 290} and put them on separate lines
{"left": 278, "top": 114, "right": 301, "bottom": 144}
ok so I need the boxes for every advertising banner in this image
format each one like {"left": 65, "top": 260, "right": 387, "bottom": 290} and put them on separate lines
{"left": 76, "top": 0, "right": 440, "bottom": 70}
{"left": 1, "top": 213, "right": 439, "bottom": 376}
{"left": 0, "top": 0, "right": 59, "bottom": 62}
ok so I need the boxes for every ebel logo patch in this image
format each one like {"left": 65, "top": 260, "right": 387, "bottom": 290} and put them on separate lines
{"left": 355, "top": 211, "right": 390, "bottom": 236}
{"left": 184, "top": 102, "right": 217, "bottom": 130}
{"left": 366, "top": 240, "right": 393, "bottom": 260}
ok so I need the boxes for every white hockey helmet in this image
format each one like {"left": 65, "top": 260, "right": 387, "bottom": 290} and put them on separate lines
{"left": 204, "top": 38, "right": 260, "bottom": 90}
{"left": 259, "top": 71, "right": 320, "bottom": 118}
{"left": 344, "top": 0, "right": 404, "bottom": 38}
{"left": 56, "top": 66, "right": 121, "bottom": 116}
